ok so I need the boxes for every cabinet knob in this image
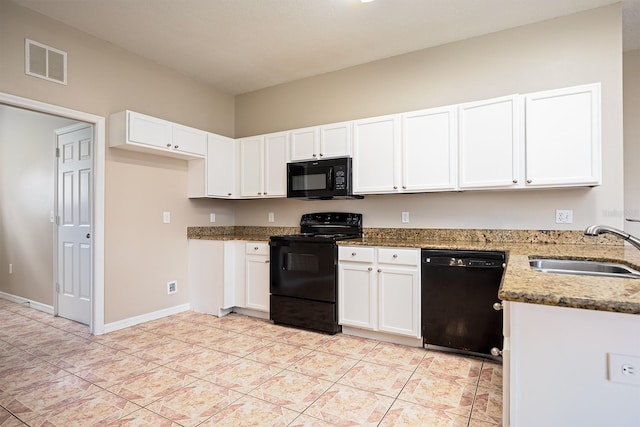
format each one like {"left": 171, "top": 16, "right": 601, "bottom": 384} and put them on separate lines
{"left": 377, "top": 268, "right": 382, "bottom": 273}
{"left": 264, "top": 260, "right": 269, "bottom": 263}
{"left": 526, "top": 179, "right": 532, "bottom": 184}
{"left": 493, "top": 302, "right": 503, "bottom": 311}
{"left": 319, "top": 153, "right": 324, "bottom": 157}
{"left": 254, "top": 247, "right": 259, "bottom": 250}
{"left": 352, "top": 252, "right": 357, "bottom": 256}
{"left": 368, "top": 267, "right": 373, "bottom": 271}
{"left": 512, "top": 179, "right": 518, "bottom": 184}
{"left": 312, "top": 154, "right": 317, "bottom": 157}
{"left": 490, "top": 347, "right": 503, "bottom": 357}
{"left": 257, "top": 192, "right": 261, "bottom": 195}
{"left": 264, "top": 192, "right": 267, "bottom": 195}
{"left": 166, "top": 143, "right": 172, "bottom": 148}
{"left": 174, "top": 145, "right": 179, "bottom": 149}
{"left": 392, "top": 254, "right": 398, "bottom": 258}
{"left": 393, "top": 186, "right": 397, "bottom": 190}
{"left": 402, "top": 186, "right": 406, "bottom": 189}
{"left": 227, "top": 193, "right": 232, "bottom": 196}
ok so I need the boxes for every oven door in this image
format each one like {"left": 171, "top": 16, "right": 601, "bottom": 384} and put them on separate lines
{"left": 269, "top": 240, "right": 337, "bottom": 302}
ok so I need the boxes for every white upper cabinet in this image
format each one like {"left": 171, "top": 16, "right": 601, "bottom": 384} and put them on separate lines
{"left": 110, "top": 110, "right": 206, "bottom": 159}
{"left": 239, "top": 132, "right": 287, "bottom": 198}
{"left": 402, "top": 106, "right": 458, "bottom": 192}
{"left": 289, "top": 122, "right": 352, "bottom": 161}
{"left": 353, "top": 114, "right": 401, "bottom": 194}
{"left": 206, "top": 133, "right": 237, "bottom": 198}
{"left": 458, "top": 95, "right": 520, "bottom": 189}
{"left": 524, "top": 83, "right": 601, "bottom": 187}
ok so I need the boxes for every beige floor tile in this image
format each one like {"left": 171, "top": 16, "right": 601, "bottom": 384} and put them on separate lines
{"left": 133, "top": 337, "right": 199, "bottom": 364}
{"left": 0, "top": 348, "right": 40, "bottom": 372}
{"left": 272, "top": 328, "right": 333, "bottom": 349}
{"left": 179, "top": 327, "right": 237, "bottom": 347}
{"left": 107, "top": 366, "right": 198, "bottom": 406}
{"left": 470, "top": 385, "right": 503, "bottom": 425}
{"left": 288, "top": 350, "right": 358, "bottom": 381}
{"left": 243, "top": 321, "right": 297, "bottom": 341}
{"left": 45, "top": 342, "right": 120, "bottom": 372}
{"left": 416, "top": 351, "right": 483, "bottom": 385}
{"left": 213, "top": 313, "right": 267, "bottom": 333}
{"left": 478, "top": 361, "right": 503, "bottom": 391}
{"left": 200, "top": 394, "right": 299, "bottom": 427}
{"left": 73, "top": 352, "right": 159, "bottom": 387}
{"left": 204, "top": 331, "right": 270, "bottom": 357}
{"left": 0, "top": 405, "right": 24, "bottom": 427}
{"left": 249, "top": 370, "right": 332, "bottom": 412}
{"left": 362, "top": 341, "right": 426, "bottom": 370}
{"left": 27, "top": 389, "right": 140, "bottom": 427}
{"left": 163, "top": 346, "right": 238, "bottom": 376}
{"left": 246, "top": 342, "right": 312, "bottom": 368}
{"left": 304, "top": 383, "right": 394, "bottom": 426}
{"left": 288, "top": 413, "right": 336, "bottom": 426}
{"left": 337, "top": 359, "right": 413, "bottom": 397}
{"left": 202, "top": 358, "right": 283, "bottom": 393}
{"left": 106, "top": 407, "right": 179, "bottom": 426}
{"left": 146, "top": 379, "right": 242, "bottom": 427}
{"left": 0, "top": 374, "right": 101, "bottom": 421}
{"left": 0, "top": 359, "right": 68, "bottom": 393}
{"left": 316, "top": 334, "right": 378, "bottom": 359}
{"left": 92, "top": 328, "right": 162, "bottom": 352}
{"left": 398, "top": 371, "right": 477, "bottom": 417}
{"left": 379, "top": 399, "right": 470, "bottom": 426}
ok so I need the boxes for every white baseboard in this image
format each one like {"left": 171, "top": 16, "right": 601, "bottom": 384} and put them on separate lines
{"left": 0, "top": 291, "right": 54, "bottom": 315}
{"left": 341, "top": 326, "right": 423, "bottom": 348}
{"left": 102, "top": 303, "right": 191, "bottom": 334}
{"left": 233, "top": 307, "right": 270, "bottom": 320}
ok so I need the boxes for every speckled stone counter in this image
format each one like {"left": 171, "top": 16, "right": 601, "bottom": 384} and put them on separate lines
{"left": 186, "top": 226, "right": 640, "bottom": 315}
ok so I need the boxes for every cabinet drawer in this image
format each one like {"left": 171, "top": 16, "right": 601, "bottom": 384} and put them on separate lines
{"left": 246, "top": 242, "right": 269, "bottom": 255}
{"left": 339, "top": 246, "right": 374, "bottom": 263}
{"left": 377, "top": 248, "right": 419, "bottom": 266}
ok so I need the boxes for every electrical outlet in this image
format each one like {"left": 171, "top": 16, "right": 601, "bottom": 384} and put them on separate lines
{"left": 608, "top": 353, "right": 640, "bottom": 385}
{"left": 268, "top": 212, "right": 275, "bottom": 223}
{"left": 167, "top": 280, "right": 177, "bottom": 295}
{"left": 401, "top": 212, "right": 410, "bottom": 223}
{"left": 163, "top": 211, "right": 171, "bottom": 224}
{"left": 209, "top": 213, "right": 216, "bottom": 223}
{"left": 555, "top": 209, "right": 573, "bottom": 224}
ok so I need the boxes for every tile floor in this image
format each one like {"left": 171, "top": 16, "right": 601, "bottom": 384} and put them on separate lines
{"left": 0, "top": 298, "right": 502, "bottom": 426}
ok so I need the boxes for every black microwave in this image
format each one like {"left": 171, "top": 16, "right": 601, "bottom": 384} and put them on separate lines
{"left": 287, "top": 157, "right": 363, "bottom": 199}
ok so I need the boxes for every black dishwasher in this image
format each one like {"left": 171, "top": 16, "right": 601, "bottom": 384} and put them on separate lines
{"left": 421, "top": 249, "right": 505, "bottom": 358}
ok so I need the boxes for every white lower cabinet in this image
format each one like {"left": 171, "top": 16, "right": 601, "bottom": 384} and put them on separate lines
{"left": 245, "top": 242, "right": 270, "bottom": 312}
{"left": 338, "top": 246, "right": 420, "bottom": 338}
{"left": 188, "top": 240, "right": 244, "bottom": 316}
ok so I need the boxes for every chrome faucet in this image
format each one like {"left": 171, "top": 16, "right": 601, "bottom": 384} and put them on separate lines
{"left": 584, "top": 225, "right": 640, "bottom": 251}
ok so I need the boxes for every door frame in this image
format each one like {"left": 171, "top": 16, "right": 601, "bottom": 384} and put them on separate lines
{"left": 0, "top": 92, "right": 106, "bottom": 335}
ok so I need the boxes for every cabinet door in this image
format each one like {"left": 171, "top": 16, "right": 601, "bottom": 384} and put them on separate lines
{"left": 127, "top": 111, "right": 172, "bottom": 149}
{"left": 188, "top": 240, "right": 225, "bottom": 315}
{"left": 239, "top": 136, "right": 263, "bottom": 197}
{"left": 377, "top": 266, "right": 420, "bottom": 338}
{"left": 525, "top": 83, "right": 601, "bottom": 187}
{"left": 290, "top": 127, "right": 319, "bottom": 161}
{"left": 402, "top": 106, "right": 457, "bottom": 192}
{"left": 458, "top": 95, "right": 520, "bottom": 189}
{"left": 206, "top": 133, "right": 236, "bottom": 198}
{"left": 353, "top": 114, "right": 400, "bottom": 194}
{"left": 172, "top": 124, "right": 206, "bottom": 157}
{"left": 338, "top": 262, "right": 376, "bottom": 330}
{"left": 263, "top": 132, "right": 288, "bottom": 197}
{"left": 320, "top": 121, "right": 352, "bottom": 159}
{"left": 245, "top": 254, "right": 270, "bottom": 312}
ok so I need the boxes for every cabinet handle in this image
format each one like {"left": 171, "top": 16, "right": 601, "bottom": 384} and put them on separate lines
{"left": 254, "top": 247, "right": 259, "bottom": 250}
{"left": 174, "top": 145, "right": 179, "bottom": 149}
{"left": 352, "top": 252, "right": 357, "bottom": 256}
{"left": 265, "top": 260, "right": 269, "bottom": 263}
{"left": 526, "top": 179, "right": 532, "bottom": 184}
{"left": 493, "top": 302, "right": 503, "bottom": 311}
{"left": 392, "top": 254, "right": 398, "bottom": 258}
{"left": 393, "top": 186, "right": 397, "bottom": 190}
{"left": 257, "top": 192, "right": 261, "bottom": 195}
{"left": 264, "top": 192, "right": 268, "bottom": 195}
{"left": 166, "top": 143, "right": 172, "bottom": 148}
{"left": 312, "top": 154, "right": 317, "bottom": 157}
{"left": 319, "top": 153, "right": 324, "bottom": 157}
{"left": 368, "top": 267, "right": 373, "bottom": 271}
{"left": 512, "top": 179, "right": 518, "bottom": 184}
{"left": 377, "top": 268, "right": 382, "bottom": 273}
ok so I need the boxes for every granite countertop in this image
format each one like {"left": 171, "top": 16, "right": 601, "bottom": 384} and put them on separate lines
{"left": 187, "top": 226, "right": 640, "bottom": 315}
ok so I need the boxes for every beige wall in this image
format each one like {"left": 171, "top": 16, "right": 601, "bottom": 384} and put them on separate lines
{"left": 624, "top": 49, "right": 640, "bottom": 235}
{"left": 235, "top": 5, "right": 624, "bottom": 231}
{"left": 0, "top": 106, "right": 76, "bottom": 304}
{"left": 0, "top": 0, "right": 236, "bottom": 323}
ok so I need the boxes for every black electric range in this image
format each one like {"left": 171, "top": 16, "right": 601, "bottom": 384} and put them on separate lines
{"left": 269, "top": 212, "right": 362, "bottom": 333}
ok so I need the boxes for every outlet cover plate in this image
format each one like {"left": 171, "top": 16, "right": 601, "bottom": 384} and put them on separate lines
{"left": 555, "top": 209, "right": 573, "bottom": 224}
{"left": 608, "top": 353, "right": 640, "bottom": 385}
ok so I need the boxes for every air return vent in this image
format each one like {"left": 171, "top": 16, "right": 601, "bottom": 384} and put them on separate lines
{"left": 25, "top": 39, "right": 67, "bottom": 85}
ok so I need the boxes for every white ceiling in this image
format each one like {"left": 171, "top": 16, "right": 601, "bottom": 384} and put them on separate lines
{"left": 12, "top": 0, "right": 640, "bottom": 95}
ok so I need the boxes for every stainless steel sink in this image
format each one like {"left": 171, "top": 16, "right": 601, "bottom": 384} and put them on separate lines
{"left": 529, "top": 258, "right": 640, "bottom": 279}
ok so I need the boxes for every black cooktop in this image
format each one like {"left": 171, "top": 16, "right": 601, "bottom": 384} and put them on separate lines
{"left": 270, "top": 212, "right": 363, "bottom": 243}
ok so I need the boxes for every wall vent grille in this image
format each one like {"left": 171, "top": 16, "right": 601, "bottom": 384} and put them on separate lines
{"left": 25, "top": 39, "right": 67, "bottom": 85}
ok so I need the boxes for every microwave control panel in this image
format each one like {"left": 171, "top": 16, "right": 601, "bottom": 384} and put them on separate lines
{"left": 334, "top": 165, "right": 346, "bottom": 190}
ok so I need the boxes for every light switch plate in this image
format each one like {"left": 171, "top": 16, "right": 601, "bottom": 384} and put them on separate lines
{"left": 210, "top": 213, "right": 216, "bottom": 223}
{"left": 401, "top": 212, "right": 410, "bottom": 223}
{"left": 268, "top": 212, "right": 275, "bottom": 223}
{"left": 163, "top": 211, "right": 171, "bottom": 224}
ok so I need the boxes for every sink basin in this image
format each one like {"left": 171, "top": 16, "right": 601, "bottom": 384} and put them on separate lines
{"left": 529, "top": 258, "right": 640, "bottom": 279}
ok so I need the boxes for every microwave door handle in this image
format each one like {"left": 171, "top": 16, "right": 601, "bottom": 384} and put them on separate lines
{"left": 327, "top": 167, "right": 334, "bottom": 190}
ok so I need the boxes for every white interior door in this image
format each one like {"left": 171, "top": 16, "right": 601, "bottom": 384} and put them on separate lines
{"left": 56, "top": 124, "right": 93, "bottom": 325}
